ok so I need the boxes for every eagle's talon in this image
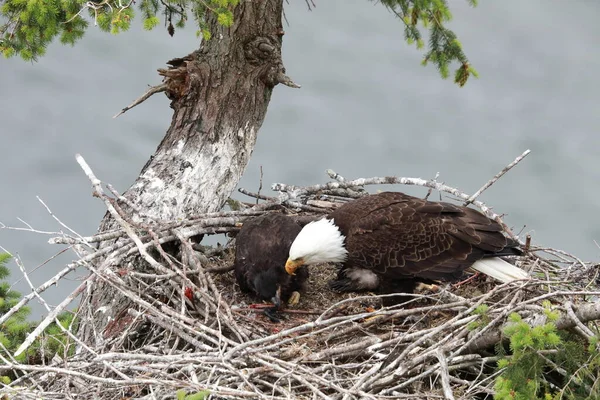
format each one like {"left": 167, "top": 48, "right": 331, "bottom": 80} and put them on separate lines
{"left": 287, "top": 291, "right": 301, "bottom": 306}
{"left": 414, "top": 283, "right": 440, "bottom": 293}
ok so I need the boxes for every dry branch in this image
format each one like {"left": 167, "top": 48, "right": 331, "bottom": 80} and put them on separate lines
{"left": 112, "top": 83, "right": 167, "bottom": 118}
{"left": 2, "top": 150, "right": 600, "bottom": 399}
{"left": 272, "top": 167, "right": 522, "bottom": 239}
{"left": 464, "top": 149, "right": 530, "bottom": 206}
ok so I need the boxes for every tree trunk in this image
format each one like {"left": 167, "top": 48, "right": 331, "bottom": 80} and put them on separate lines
{"left": 79, "top": 0, "right": 289, "bottom": 346}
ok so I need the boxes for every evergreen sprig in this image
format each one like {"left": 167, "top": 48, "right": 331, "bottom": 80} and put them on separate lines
{"left": 467, "top": 303, "right": 490, "bottom": 331}
{"left": 0, "top": 0, "right": 240, "bottom": 60}
{"left": 376, "top": 0, "right": 479, "bottom": 86}
{"left": 0, "top": 253, "right": 32, "bottom": 355}
{"left": 2, "top": 0, "right": 477, "bottom": 85}
{"left": 0, "top": 253, "right": 34, "bottom": 382}
{"left": 0, "top": 253, "right": 79, "bottom": 383}
{"left": 176, "top": 389, "right": 211, "bottom": 400}
{"left": 494, "top": 307, "right": 600, "bottom": 400}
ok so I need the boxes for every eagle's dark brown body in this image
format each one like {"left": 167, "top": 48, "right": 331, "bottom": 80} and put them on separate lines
{"left": 327, "top": 191, "right": 521, "bottom": 292}
{"left": 234, "top": 213, "right": 309, "bottom": 304}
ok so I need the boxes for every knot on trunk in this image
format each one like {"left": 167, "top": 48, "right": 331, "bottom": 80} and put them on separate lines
{"left": 244, "top": 36, "right": 280, "bottom": 65}
{"left": 244, "top": 36, "right": 289, "bottom": 88}
{"left": 158, "top": 53, "right": 196, "bottom": 101}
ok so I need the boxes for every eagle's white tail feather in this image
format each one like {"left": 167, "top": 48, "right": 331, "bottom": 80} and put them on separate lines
{"left": 471, "top": 258, "right": 530, "bottom": 283}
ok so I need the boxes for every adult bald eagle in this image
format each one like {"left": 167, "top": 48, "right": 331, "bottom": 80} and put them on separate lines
{"left": 234, "top": 213, "right": 309, "bottom": 321}
{"left": 285, "top": 191, "right": 528, "bottom": 294}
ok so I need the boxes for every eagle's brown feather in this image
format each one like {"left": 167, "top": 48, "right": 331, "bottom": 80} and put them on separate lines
{"left": 328, "top": 191, "right": 520, "bottom": 285}
{"left": 234, "top": 213, "right": 309, "bottom": 303}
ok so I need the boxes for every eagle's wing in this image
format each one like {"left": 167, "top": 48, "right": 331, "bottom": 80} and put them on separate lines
{"left": 234, "top": 215, "right": 289, "bottom": 285}
{"left": 335, "top": 193, "right": 509, "bottom": 280}
{"left": 233, "top": 213, "right": 306, "bottom": 298}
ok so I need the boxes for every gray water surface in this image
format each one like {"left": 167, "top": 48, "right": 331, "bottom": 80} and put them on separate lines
{"left": 1, "top": 1, "right": 599, "bottom": 319}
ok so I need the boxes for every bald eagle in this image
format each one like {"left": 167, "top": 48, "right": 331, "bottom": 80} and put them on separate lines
{"left": 285, "top": 191, "right": 528, "bottom": 294}
{"left": 234, "top": 213, "right": 309, "bottom": 321}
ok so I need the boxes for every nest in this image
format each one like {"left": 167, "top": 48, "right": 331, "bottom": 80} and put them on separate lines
{"left": 2, "top": 160, "right": 600, "bottom": 400}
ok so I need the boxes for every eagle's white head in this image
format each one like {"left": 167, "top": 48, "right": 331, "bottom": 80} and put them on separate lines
{"left": 285, "top": 218, "right": 348, "bottom": 275}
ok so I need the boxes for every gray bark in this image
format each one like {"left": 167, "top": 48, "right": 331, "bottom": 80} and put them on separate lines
{"left": 79, "top": 0, "right": 288, "bottom": 346}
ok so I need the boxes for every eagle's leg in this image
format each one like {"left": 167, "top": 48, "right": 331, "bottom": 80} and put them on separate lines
{"left": 329, "top": 267, "right": 380, "bottom": 293}
{"left": 287, "top": 291, "right": 301, "bottom": 306}
{"left": 453, "top": 272, "right": 481, "bottom": 287}
{"left": 263, "top": 285, "right": 282, "bottom": 323}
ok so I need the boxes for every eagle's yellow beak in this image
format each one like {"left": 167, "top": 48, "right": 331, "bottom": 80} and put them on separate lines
{"left": 285, "top": 258, "right": 305, "bottom": 275}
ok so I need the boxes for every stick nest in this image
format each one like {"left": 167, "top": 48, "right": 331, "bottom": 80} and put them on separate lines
{"left": 2, "top": 165, "right": 600, "bottom": 400}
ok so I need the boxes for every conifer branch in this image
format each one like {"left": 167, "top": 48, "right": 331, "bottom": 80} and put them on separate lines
{"left": 0, "top": 245, "right": 82, "bottom": 328}
{"left": 464, "top": 301, "right": 600, "bottom": 354}
{"left": 378, "top": 0, "right": 478, "bottom": 85}
{"left": 13, "top": 279, "right": 88, "bottom": 357}
{"left": 12, "top": 254, "right": 131, "bottom": 380}
{"left": 112, "top": 83, "right": 168, "bottom": 118}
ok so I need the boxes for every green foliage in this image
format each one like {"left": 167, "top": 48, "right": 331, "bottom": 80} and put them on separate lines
{"left": 467, "top": 303, "right": 490, "bottom": 331}
{"left": 494, "top": 309, "right": 600, "bottom": 400}
{"left": 0, "top": 253, "right": 33, "bottom": 382}
{"left": 0, "top": 0, "right": 240, "bottom": 60}
{"left": 2, "top": 0, "right": 479, "bottom": 86}
{"left": 0, "top": 253, "right": 79, "bottom": 383}
{"left": 143, "top": 16, "right": 160, "bottom": 31}
{"left": 542, "top": 300, "right": 560, "bottom": 322}
{"left": 376, "top": 0, "right": 479, "bottom": 86}
{"left": 0, "top": 0, "right": 88, "bottom": 60}
{"left": 25, "top": 310, "right": 79, "bottom": 362}
{"left": 176, "top": 389, "right": 211, "bottom": 400}
{"left": 0, "top": 253, "right": 32, "bottom": 345}
{"left": 225, "top": 198, "right": 243, "bottom": 211}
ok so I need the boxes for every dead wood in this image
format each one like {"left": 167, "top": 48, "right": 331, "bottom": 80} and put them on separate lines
{"left": 2, "top": 152, "right": 599, "bottom": 400}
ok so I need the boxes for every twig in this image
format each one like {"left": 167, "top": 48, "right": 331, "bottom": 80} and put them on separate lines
{"left": 14, "top": 278, "right": 89, "bottom": 356}
{"left": 257, "top": 165, "right": 264, "bottom": 205}
{"left": 113, "top": 83, "right": 168, "bottom": 118}
{"left": 12, "top": 254, "right": 130, "bottom": 380}
{"left": 4, "top": 160, "right": 600, "bottom": 399}
{"left": 36, "top": 196, "right": 94, "bottom": 252}
{"left": 564, "top": 301, "right": 595, "bottom": 338}
{"left": 233, "top": 307, "right": 321, "bottom": 316}
{"left": 238, "top": 188, "right": 273, "bottom": 201}
{"left": 436, "top": 349, "right": 455, "bottom": 400}
{"left": 464, "top": 301, "right": 600, "bottom": 354}
{"left": 0, "top": 253, "right": 82, "bottom": 327}
{"left": 424, "top": 171, "right": 440, "bottom": 200}
{"left": 276, "top": 72, "right": 301, "bottom": 88}
{"left": 327, "top": 169, "right": 346, "bottom": 183}
{"left": 524, "top": 234, "right": 532, "bottom": 252}
{"left": 464, "top": 149, "right": 530, "bottom": 206}
{"left": 273, "top": 175, "right": 514, "bottom": 238}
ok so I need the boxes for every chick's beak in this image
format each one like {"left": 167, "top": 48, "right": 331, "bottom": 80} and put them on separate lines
{"left": 285, "top": 258, "right": 304, "bottom": 275}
